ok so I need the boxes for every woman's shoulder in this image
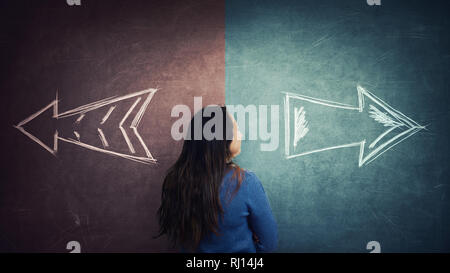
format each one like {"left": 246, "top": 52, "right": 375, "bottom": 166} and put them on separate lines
{"left": 239, "top": 169, "right": 268, "bottom": 201}
{"left": 242, "top": 169, "right": 257, "bottom": 178}
{"left": 222, "top": 167, "right": 266, "bottom": 199}
{"left": 239, "top": 169, "right": 262, "bottom": 187}
{"left": 224, "top": 167, "right": 259, "bottom": 185}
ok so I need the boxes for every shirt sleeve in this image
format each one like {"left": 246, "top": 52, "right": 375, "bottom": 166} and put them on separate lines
{"left": 245, "top": 171, "right": 278, "bottom": 253}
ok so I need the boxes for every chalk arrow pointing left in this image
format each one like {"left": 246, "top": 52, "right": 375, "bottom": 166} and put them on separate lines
{"left": 14, "top": 88, "right": 158, "bottom": 164}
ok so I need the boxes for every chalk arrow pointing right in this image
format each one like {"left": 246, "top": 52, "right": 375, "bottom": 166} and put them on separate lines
{"left": 283, "top": 85, "right": 426, "bottom": 167}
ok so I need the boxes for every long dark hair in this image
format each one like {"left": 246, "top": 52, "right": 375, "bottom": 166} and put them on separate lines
{"left": 156, "top": 105, "right": 243, "bottom": 251}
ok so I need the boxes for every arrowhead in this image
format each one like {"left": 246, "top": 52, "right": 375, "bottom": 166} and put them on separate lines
{"left": 14, "top": 89, "right": 158, "bottom": 164}
{"left": 283, "top": 86, "right": 425, "bottom": 167}
{"left": 356, "top": 85, "right": 425, "bottom": 167}
{"left": 14, "top": 97, "right": 59, "bottom": 155}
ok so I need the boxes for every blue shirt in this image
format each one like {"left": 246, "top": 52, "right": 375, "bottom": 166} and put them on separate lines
{"left": 191, "top": 169, "right": 278, "bottom": 253}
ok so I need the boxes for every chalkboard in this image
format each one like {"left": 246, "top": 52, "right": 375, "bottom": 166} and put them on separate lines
{"left": 226, "top": 0, "right": 450, "bottom": 252}
{"left": 1, "top": 0, "right": 449, "bottom": 253}
{"left": 0, "top": 0, "right": 224, "bottom": 252}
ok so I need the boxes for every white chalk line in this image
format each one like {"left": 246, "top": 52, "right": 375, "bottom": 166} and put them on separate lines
{"left": 363, "top": 127, "right": 423, "bottom": 166}
{"left": 358, "top": 85, "right": 420, "bottom": 128}
{"left": 119, "top": 97, "right": 141, "bottom": 154}
{"left": 75, "top": 114, "right": 85, "bottom": 124}
{"left": 284, "top": 85, "right": 424, "bottom": 166}
{"left": 282, "top": 91, "right": 359, "bottom": 111}
{"left": 368, "top": 104, "right": 404, "bottom": 128}
{"left": 100, "top": 105, "right": 116, "bottom": 125}
{"left": 130, "top": 91, "right": 156, "bottom": 159}
{"left": 73, "top": 131, "right": 81, "bottom": 141}
{"left": 369, "top": 125, "right": 398, "bottom": 149}
{"left": 57, "top": 137, "right": 156, "bottom": 164}
{"left": 54, "top": 131, "right": 58, "bottom": 152}
{"left": 14, "top": 125, "right": 56, "bottom": 155}
{"left": 54, "top": 91, "right": 59, "bottom": 118}
{"left": 57, "top": 88, "right": 156, "bottom": 119}
{"left": 14, "top": 88, "right": 158, "bottom": 164}
{"left": 286, "top": 142, "right": 363, "bottom": 159}
{"left": 97, "top": 128, "right": 109, "bottom": 148}
{"left": 16, "top": 100, "right": 56, "bottom": 128}
{"left": 14, "top": 99, "right": 59, "bottom": 155}
{"left": 293, "top": 106, "right": 309, "bottom": 148}
{"left": 284, "top": 95, "right": 290, "bottom": 156}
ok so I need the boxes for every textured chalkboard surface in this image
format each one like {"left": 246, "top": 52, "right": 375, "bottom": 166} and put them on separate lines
{"left": 226, "top": 0, "right": 450, "bottom": 252}
{"left": 0, "top": 0, "right": 224, "bottom": 252}
{"left": 1, "top": 0, "right": 449, "bottom": 253}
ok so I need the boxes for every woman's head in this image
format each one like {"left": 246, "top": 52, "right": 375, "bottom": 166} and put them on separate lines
{"left": 157, "top": 105, "right": 243, "bottom": 251}
{"left": 183, "top": 105, "right": 241, "bottom": 167}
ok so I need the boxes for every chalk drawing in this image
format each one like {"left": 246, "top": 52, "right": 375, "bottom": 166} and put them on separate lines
{"left": 293, "top": 106, "right": 309, "bottom": 148}
{"left": 100, "top": 105, "right": 116, "bottom": 125}
{"left": 97, "top": 128, "right": 109, "bottom": 148}
{"left": 73, "top": 131, "right": 80, "bottom": 141}
{"left": 283, "top": 85, "right": 425, "bottom": 167}
{"left": 368, "top": 104, "right": 403, "bottom": 128}
{"left": 75, "top": 114, "right": 85, "bottom": 124}
{"left": 120, "top": 97, "right": 141, "bottom": 154}
{"left": 14, "top": 88, "right": 158, "bottom": 164}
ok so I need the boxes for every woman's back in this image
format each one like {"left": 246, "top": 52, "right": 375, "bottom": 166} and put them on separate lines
{"left": 194, "top": 169, "right": 278, "bottom": 253}
{"left": 158, "top": 106, "right": 277, "bottom": 253}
